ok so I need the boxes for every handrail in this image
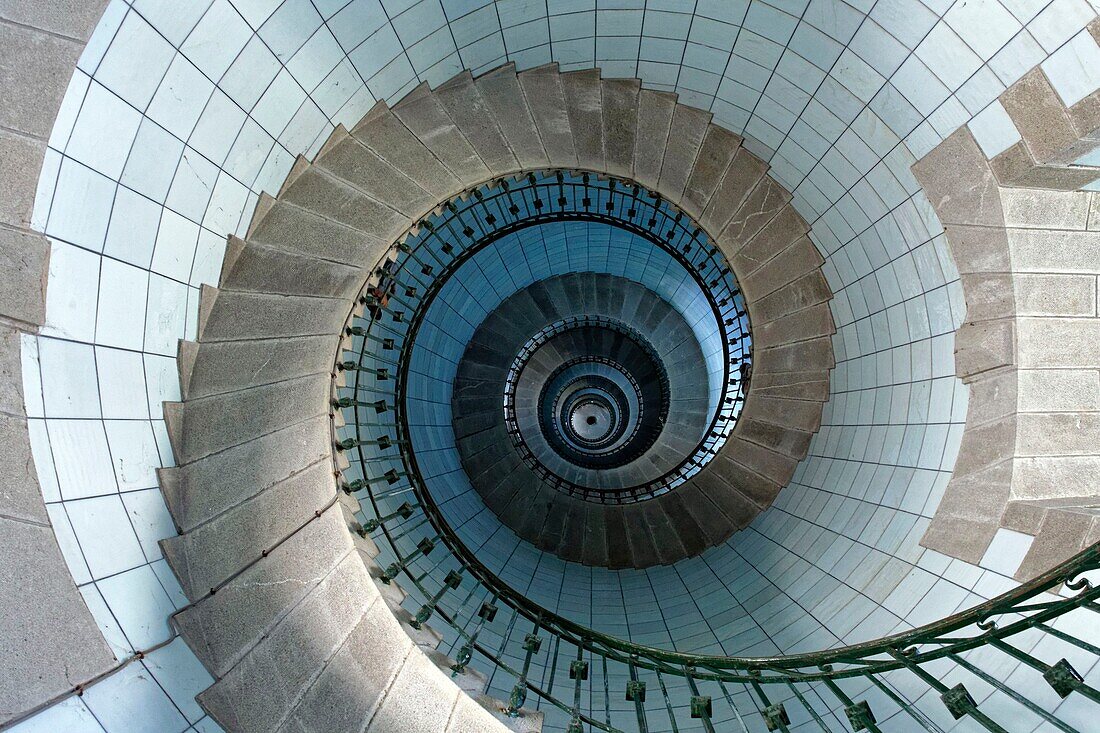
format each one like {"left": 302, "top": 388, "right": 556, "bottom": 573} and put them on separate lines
{"left": 334, "top": 169, "right": 1100, "bottom": 731}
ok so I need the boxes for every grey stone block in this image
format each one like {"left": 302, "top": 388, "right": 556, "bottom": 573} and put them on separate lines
{"left": 169, "top": 373, "right": 329, "bottom": 463}
{"left": 753, "top": 302, "right": 834, "bottom": 348}
{"left": 737, "top": 418, "right": 813, "bottom": 460}
{"left": 682, "top": 124, "right": 742, "bottom": 218}
{"left": 955, "top": 319, "right": 1014, "bottom": 380}
{"left": 716, "top": 177, "right": 790, "bottom": 257}
{"left": 162, "top": 460, "right": 336, "bottom": 599}
{"left": 632, "top": 90, "right": 676, "bottom": 191}
{"left": 714, "top": 436, "right": 795, "bottom": 496}
{"left": 366, "top": 651, "right": 461, "bottom": 733}
{"left": 475, "top": 64, "right": 548, "bottom": 171}
{"left": 0, "top": 129, "right": 45, "bottom": 229}
{"left": 183, "top": 335, "right": 337, "bottom": 400}
{"left": 0, "top": 0, "right": 108, "bottom": 41}
{"left": 741, "top": 237, "right": 825, "bottom": 301}
{"left": 731, "top": 204, "right": 808, "bottom": 276}
{"left": 199, "top": 552, "right": 374, "bottom": 732}
{"left": 742, "top": 395, "right": 823, "bottom": 433}
{"left": 912, "top": 127, "right": 1003, "bottom": 227}
{"left": 750, "top": 370, "right": 831, "bottom": 402}
{"left": 197, "top": 287, "right": 348, "bottom": 343}
{"left": 657, "top": 104, "right": 710, "bottom": 204}
{"left": 280, "top": 168, "right": 410, "bottom": 242}
{"left": 0, "top": 516, "right": 115, "bottom": 725}
{"left": 753, "top": 270, "right": 833, "bottom": 324}
{"left": 621, "top": 503, "right": 660, "bottom": 568}
{"left": 699, "top": 148, "right": 768, "bottom": 238}
{"left": 641, "top": 501, "right": 688, "bottom": 565}
{"left": 248, "top": 198, "right": 389, "bottom": 267}
{"left": 163, "top": 415, "right": 331, "bottom": 533}
{"left": 176, "top": 509, "right": 353, "bottom": 677}
{"left": 1016, "top": 510, "right": 1093, "bottom": 581}
{"left": 392, "top": 85, "right": 491, "bottom": 188}
{"left": 0, "top": 23, "right": 82, "bottom": 138}
{"left": 351, "top": 108, "right": 462, "bottom": 201}
{"left": 314, "top": 136, "right": 433, "bottom": 218}
{"left": 0, "top": 325, "right": 26, "bottom": 418}
{"left": 561, "top": 69, "right": 605, "bottom": 172}
{"left": 601, "top": 78, "right": 640, "bottom": 179}
{"left": 277, "top": 597, "right": 414, "bottom": 733}
{"left": 690, "top": 469, "right": 760, "bottom": 529}
{"left": 220, "top": 236, "right": 364, "bottom": 299}
{"left": 754, "top": 337, "right": 834, "bottom": 374}
{"left": 0, "top": 413, "right": 49, "bottom": 525}
{"left": 517, "top": 65, "right": 577, "bottom": 169}
{"left": 433, "top": 72, "right": 519, "bottom": 176}
{"left": 446, "top": 692, "right": 518, "bottom": 733}
{"left": 1017, "top": 317, "right": 1100, "bottom": 369}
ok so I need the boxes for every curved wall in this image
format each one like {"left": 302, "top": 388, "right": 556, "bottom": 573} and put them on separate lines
{"left": 9, "top": 0, "right": 1100, "bottom": 730}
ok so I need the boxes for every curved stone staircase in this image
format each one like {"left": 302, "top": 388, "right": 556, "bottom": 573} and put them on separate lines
{"left": 155, "top": 62, "right": 838, "bottom": 731}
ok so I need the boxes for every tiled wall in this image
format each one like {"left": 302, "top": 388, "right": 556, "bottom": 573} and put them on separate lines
{"left": 17, "top": 0, "right": 1100, "bottom": 730}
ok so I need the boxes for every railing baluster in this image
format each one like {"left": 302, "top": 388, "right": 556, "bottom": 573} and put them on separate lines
{"left": 685, "top": 668, "right": 716, "bottom": 733}
{"left": 818, "top": 672, "right": 884, "bottom": 733}
{"left": 748, "top": 676, "right": 791, "bottom": 733}
{"left": 949, "top": 653, "right": 1077, "bottom": 733}
{"left": 782, "top": 681, "right": 832, "bottom": 733}
{"left": 627, "top": 660, "right": 649, "bottom": 733}
{"left": 863, "top": 675, "right": 945, "bottom": 733}
{"left": 887, "top": 649, "right": 1010, "bottom": 733}
{"left": 506, "top": 617, "right": 542, "bottom": 716}
{"left": 988, "top": 637, "right": 1099, "bottom": 703}
{"left": 655, "top": 669, "right": 679, "bottom": 733}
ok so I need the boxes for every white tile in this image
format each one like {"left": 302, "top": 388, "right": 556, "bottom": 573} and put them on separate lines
{"left": 45, "top": 161, "right": 116, "bottom": 254}
{"left": 945, "top": 0, "right": 1022, "bottom": 59}
{"left": 187, "top": 90, "right": 246, "bottom": 166}
{"left": 144, "top": 639, "right": 214, "bottom": 723}
{"left": 1028, "top": 0, "right": 1095, "bottom": 52}
{"left": 151, "top": 209, "right": 200, "bottom": 282}
{"left": 166, "top": 148, "right": 220, "bottom": 223}
{"left": 144, "top": 274, "right": 190, "bottom": 357}
{"left": 1042, "top": 28, "right": 1100, "bottom": 107}
{"left": 45, "top": 503, "right": 93, "bottom": 584}
{"left": 38, "top": 338, "right": 101, "bottom": 418}
{"left": 94, "top": 10, "right": 177, "bottom": 110}
{"left": 143, "top": 353, "right": 182, "bottom": 414}
{"left": 121, "top": 119, "right": 185, "bottom": 201}
{"left": 26, "top": 420, "right": 60, "bottom": 502}
{"left": 96, "top": 259, "right": 150, "bottom": 351}
{"left": 47, "top": 71, "right": 91, "bottom": 152}
{"left": 47, "top": 419, "right": 118, "bottom": 499}
{"left": 104, "top": 420, "right": 161, "bottom": 491}
{"left": 968, "top": 100, "right": 1021, "bottom": 158}
{"left": 120, "top": 487, "right": 175, "bottom": 561}
{"left": 132, "top": 0, "right": 213, "bottom": 46}
{"left": 66, "top": 82, "right": 142, "bottom": 181}
{"left": 147, "top": 55, "right": 215, "bottom": 140}
{"left": 181, "top": 0, "right": 254, "bottom": 81}
{"left": 104, "top": 187, "right": 161, "bottom": 268}
{"left": 96, "top": 564, "right": 176, "bottom": 648}
{"left": 96, "top": 347, "right": 149, "bottom": 420}
{"left": 979, "top": 527, "right": 1034, "bottom": 576}
{"left": 65, "top": 494, "right": 147, "bottom": 578}
{"left": 189, "top": 229, "right": 227, "bottom": 286}
{"left": 82, "top": 660, "right": 189, "bottom": 733}
{"left": 6, "top": 696, "right": 105, "bottom": 733}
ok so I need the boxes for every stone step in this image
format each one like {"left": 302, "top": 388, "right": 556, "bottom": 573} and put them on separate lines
{"left": 350, "top": 102, "right": 462, "bottom": 201}
{"left": 699, "top": 147, "right": 770, "bottom": 238}
{"left": 247, "top": 195, "right": 389, "bottom": 267}
{"left": 633, "top": 89, "right": 677, "bottom": 192}
{"left": 220, "top": 235, "right": 364, "bottom": 299}
{"left": 516, "top": 63, "right": 577, "bottom": 169}
{"left": 157, "top": 415, "right": 331, "bottom": 534}
{"left": 474, "top": 63, "right": 548, "bottom": 171}
{"left": 431, "top": 71, "right": 519, "bottom": 177}
{"left": 195, "top": 285, "right": 349, "bottom": 343}
{"left": 161, "top": 459, "right": 334, "bottom": 600}
{"left": 178, "top": 335, "right": 337, "bottom": 401}
{"left": 163, "top": 373, "right": 329, "bottom": 465}
{"left": 561, "top": 68, "right": 605, "bottom": 172}
{"left": 280, "top": 166, "right": 410, "bottom": 242}
{"left": 313, "top": 130, "right": 434, "bottom": 218}
{"left": 657, "top": 104, "right": 712, "bottom": 206}
{"left": 175, "top": 508, "right": 353, "bottom": 679}
{"left": 197, "top": 550, "right": 374, "bottom": 731}
{"left": 682, "top": 123, "right": 743, "bottom": 219}
{"left": 391, "top": 81, "right": 492, "bottom": 188}
{"left": 600, "top": 77, "right": 640, "bottom": 179}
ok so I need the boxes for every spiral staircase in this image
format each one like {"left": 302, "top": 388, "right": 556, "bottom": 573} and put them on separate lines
{"left": 4, "top": 5, "right": 1100, "bottom": 733}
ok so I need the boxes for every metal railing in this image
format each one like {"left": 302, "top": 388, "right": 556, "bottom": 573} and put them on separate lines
{"left": 333, "top": 169, "right": 1100, "bottom": 732}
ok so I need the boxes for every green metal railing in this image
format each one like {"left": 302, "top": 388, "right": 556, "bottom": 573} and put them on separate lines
{"left": 333, "top": 170, "right": 1100, "bottom": 732}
